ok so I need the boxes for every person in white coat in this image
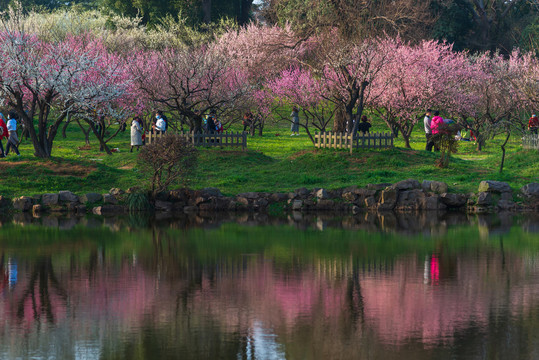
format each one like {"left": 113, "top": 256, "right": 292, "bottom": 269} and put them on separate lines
{"left": 130, "top": 117, "right": 143, "bottom": 152}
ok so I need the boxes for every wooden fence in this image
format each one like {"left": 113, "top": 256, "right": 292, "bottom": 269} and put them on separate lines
{"left": 314, "top": 132, "right": 393, "bottom": 151}
{"left": 523, "top": 134, "right": 539, "bottom": 150}
{"left": 146, "top": 131, "right": 247, "bottom": 150}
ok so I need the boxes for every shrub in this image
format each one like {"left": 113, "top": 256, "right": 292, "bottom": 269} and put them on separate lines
{"left": 138, "top": 134, "right": 198, "bottom": 196}
{"left": 126, "top": 191, "right": 152, "bottom": 212}
{"left": 432, "top": 123, "right": 459, "bottom": 168}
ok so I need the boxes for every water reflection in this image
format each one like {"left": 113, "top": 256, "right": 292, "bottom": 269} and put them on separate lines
{"left": 2, "top": 210, "right": 539, "bottom": 236}
{"left": 0, "top": 212, "right": 538, "bottom": 359}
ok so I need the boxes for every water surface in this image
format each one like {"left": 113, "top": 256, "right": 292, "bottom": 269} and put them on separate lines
{"left": 0, "top": 212, "right": 538, "bottom": 359}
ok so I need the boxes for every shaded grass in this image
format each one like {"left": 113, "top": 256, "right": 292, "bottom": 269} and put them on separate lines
{"left": 0, "top": 117, "right": 537, "bottom": 197}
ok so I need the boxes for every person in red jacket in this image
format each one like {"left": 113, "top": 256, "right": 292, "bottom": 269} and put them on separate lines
{"left": 0, "top": 113, "right": 9, "bottom": 158}
{"left": 429, "top": 111, "right": 445, "bottom": 151}
{"left": 529, "top": 114, "right": 539, "bottom": 134}
{"left": 430, "top": 111, "right": 444, "bottom": 135}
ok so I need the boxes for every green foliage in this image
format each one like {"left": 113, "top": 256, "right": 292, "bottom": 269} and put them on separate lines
{"left": 430, "top": 0, "right": 474, "bottom": 51}
{"left": 99, "top": 0, "right": 251, "bottom": 26}
{"left": 126, "top": 190, "right": 152, "bottom": 212}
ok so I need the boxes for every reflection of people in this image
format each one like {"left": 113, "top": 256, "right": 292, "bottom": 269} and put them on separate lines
{"left": 290, "top": 107, "right": 300, "bottom": 136}
{"left": 357, "top": 115, "right": 372, "bottom": 135}
{"left": 528, "top": 114, "right": 538, "bottom": 134}
{"left": 8, "top": 258, "right": 17, "bottom": 289}
{"left": 5, "top": 112, "right": 20, "bottom": 157}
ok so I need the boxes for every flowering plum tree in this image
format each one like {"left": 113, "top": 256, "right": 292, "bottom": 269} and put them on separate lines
{"left": 129, "top": 44, "right": 251, "bottom": 133}
{"left": 0, "top": 30, "right": 133, "bottom": 158}
{"left": 371, "top": 39, "right": 471, "bottom": 148}
{"left": 315, "top": 37, "right": 392, "bottom": 135}
{"left": 216, "top": 24, "right": 306, "bottom": 83}
{"left": 268, "top": 67, "right": 333, "bottom": 143}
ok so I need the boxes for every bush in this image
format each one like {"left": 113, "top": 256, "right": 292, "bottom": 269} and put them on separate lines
{"left": 138, "top": 134, "right": 198, "bottom": 195}
{"left": 432, "top": 123, "right": 459, "bottom": 168}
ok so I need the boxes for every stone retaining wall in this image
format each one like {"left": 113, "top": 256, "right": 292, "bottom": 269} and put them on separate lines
{"left": 1, "top": 180, "right": 538, "bottom": 216}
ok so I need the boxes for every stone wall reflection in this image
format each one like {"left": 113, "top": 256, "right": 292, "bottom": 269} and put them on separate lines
{"left": 2, "top": 211, "right": 539, "bottom": 236}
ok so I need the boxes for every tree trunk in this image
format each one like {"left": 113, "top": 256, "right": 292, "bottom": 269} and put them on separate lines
{"left": 349, "top": 81, "right": 369, "bottom": 154}
{"left": 61, "top": 118, "right": 71, "bottom": 139}
{"left": 499, "top": 130, "right": 510, "bottom": 173}
{"left": 87, "top": 120, "right": 113, "bottom": 155}
{"left": 333, "top": 106, "right": 347, "bottom": 132}
{"left": 238, "top": 0, "right": 253, "bottom": 25}
{"left": 402, "top": 132, "right": 411, "bottom": 149}
{"left": 202, "top": 0, "right": 212, "bottom": 23}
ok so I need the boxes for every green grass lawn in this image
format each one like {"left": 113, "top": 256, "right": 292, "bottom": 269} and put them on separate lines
{"left": 0, "top": 117, "right": 537, "bottom": 197}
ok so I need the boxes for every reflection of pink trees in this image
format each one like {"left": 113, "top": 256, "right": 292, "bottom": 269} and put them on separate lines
{"left": 1, "top": 251, "right": 539, "bottom": 357}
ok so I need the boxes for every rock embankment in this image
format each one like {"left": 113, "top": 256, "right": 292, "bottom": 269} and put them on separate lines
{"left": 1, "top": 180, "right": 538, "bottom": 216}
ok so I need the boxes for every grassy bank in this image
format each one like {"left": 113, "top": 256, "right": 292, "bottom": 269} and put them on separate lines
{"left": 0, "top": 118, "right": 537, "bottom": 197}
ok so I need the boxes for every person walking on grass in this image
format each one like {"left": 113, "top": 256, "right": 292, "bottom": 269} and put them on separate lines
{"left": 130, "top": 116, "right": 143, "bottom": 152}
{"left": 0, "top": 113, "right": 8, "bottom": 158}
{"left": 290, "top": 107, "right": 300, "bottom": 136}
{"left": 5, "top": 112, "right": 20, "bottom": 157}
{"left": 430, "top": 111, "right": 444, "bottom": 152}
{"left": 424, "top": 109, "right": 434, "bottom": 151}
{"left": 529, "top": 114, "right": 539, "bottom": 135}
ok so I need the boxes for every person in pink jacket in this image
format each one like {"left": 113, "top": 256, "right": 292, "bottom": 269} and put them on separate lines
{"left": 430, "top": 111, "right": 444, "bottom": 135}
{"left": 0, "top": 113, "right": 9, "bottom": 157}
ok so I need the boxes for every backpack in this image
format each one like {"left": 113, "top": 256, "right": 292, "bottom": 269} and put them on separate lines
{"left": 161, "top": 115, "right": 168, "bottom": 131}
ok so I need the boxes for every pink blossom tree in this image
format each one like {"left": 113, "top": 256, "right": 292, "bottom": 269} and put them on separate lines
{"left": 371, "top": 39, "right": 471, "bottom": 148}
{"left": 215, "top": 24, "right": 308, "bottom": 134}
{"left": 314, "top": 37, "right": 392, "bottom": 135}
{"left": 216, "top": 24, "right": 306, "bottom": 84}
{"left": 129, "top": 44, "right": 251, "bottom": 133}
{"left": 268, "top": 67, "right": 333, "bottom": 144}
{"left": 0, "top": 31, "right": 133, "bottom": 158}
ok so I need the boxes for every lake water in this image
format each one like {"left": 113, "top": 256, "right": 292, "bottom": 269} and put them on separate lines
{"left": 0, "top": 211, "right": 538, "bottom": 359}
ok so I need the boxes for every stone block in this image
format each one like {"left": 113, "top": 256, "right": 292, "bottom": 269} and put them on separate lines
{"left": 476, "top": 192, "right": 492, "bottom": 206}
{"left": 390, "top": 179, "right": 421, "bottom": 191}
{"left": 12, "top": 196, "right": 33, "bottom": 212}
{"left": 521, "top": 183, "right": 539, "bottom": 198}
{"left": 478, "top": 180, "right": 511, "bottom": 193}
{"left": 440, "top": 193, "right": 467, "bottom": 208}
{"left": 378, "top": 188, "right": 397, "bottom": 210}
{"left": 80, "top": 193, "right": 102, "bottom": 203}
{"left": 292, "top": 200, "right": 303, "bottom": 210}
{"left": 316, "top": 188, "right": 329, "bottom": 200}
{"left": 430, "top": 181, "right": 448, "bottom": 194}
{"left": 41, "top": 193, "right": 59, "bottom": 206}
{"left": 103, "top": 194, "right": 118, "bottom": 205}
{"left": 59, "top": 191, "right": 79, "bottom": 203}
